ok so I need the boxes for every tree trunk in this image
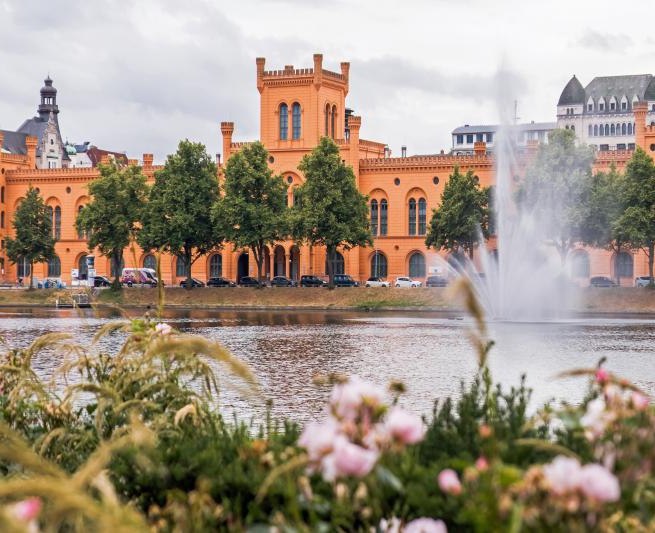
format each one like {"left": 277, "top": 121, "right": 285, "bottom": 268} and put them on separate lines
{"left": 184, "top": 244, "right": 193, "bottom": 290}
{"left": 614, "top": 244, "right": 622, "bottom": 286}
{"left": 111, "top": 251, "right": 122, "bottom": 290}
{"left": 29, "top": 260, "right": 34, "bottom": 291}
{"left": 649, "top": 241, "right": 655, "bottom": 286}
{"left": 327, "top": 245, "right": 335, "bottom": 289}
{"left": 253, "top": 243, "right": 264, "bottom": 288}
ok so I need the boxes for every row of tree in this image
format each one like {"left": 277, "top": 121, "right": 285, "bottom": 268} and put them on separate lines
{"left": 6, "top": 138, "right": 371, "bottom": 289}
{"left": 425, "top": 129, "right": 655, "bottom": 283}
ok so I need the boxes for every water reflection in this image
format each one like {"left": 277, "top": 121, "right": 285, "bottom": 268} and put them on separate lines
{"left": 0, "top": 307, "right": 654, "bottom": 424}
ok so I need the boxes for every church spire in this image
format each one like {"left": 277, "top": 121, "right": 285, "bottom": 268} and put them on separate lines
{"left": 38, "top": 75, "right": 59, "bottom": 122}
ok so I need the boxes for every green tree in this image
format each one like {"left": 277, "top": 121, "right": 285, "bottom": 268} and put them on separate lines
{"left": 75, "top": 161, "right": 148, "bottom": 289}
{"left": 614, "top": 148, "right": 655, "bottom": 283}
{"left": 213, "top": 142, "right": 288, "bottom": 284}
{"left": 293, "top": 137, "right": 372, "bottom": 288}
{"left": 6, "top": 186, "right": 56, "bottom": 289}
{"left": 519, "top": 128, "right": 595, "bottom": 264}
{"left": 425, "top": 166, "right": 489, "bottom": 258}
{"left": 579, "top": 165, "right": 631, "bottom": 285}
{"left": 139, "top": 140, "right": 222, "bottom": 289}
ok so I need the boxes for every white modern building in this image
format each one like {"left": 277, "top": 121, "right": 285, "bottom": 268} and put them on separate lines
{"left": 557, "top": 74, "right": 655, "bottom": 151}
{"left": 450, "top": 122, "right": 556, "bottom": 154}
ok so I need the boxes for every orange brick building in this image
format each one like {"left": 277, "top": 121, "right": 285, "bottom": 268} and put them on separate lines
{"left": 1, "top": 55, "right": 654, "bottom": 286}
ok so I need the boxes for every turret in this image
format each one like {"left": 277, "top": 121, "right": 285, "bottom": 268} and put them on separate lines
{"left": 26, "top": 136, "right": 37, "bottom": 168}
{"left": 38, "top": 76, "right": 59, "bottom": 123}
{"left": 634, "top": 101, "right": 648, "bottom": 150}
{"left": 221, "top": 122, "right": 234, "bottom": 164}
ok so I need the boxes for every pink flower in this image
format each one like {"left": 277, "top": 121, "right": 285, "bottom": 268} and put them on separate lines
{"left": 155, "top": 322, "right": 172, "bottom": 335}
{"left": 385, "top": 407, "right": 426, "bottom": 444}
{"left": 437, "top": 469, "right": 462, "bottom": 495}
{"left": 543, "top": 456, "right": 582, "bottom": 495}
{"left": 595, "top": 368, "right": 609, "bottom": 384}
{"left": 579, "top": 464, "right": 620, "bottom": 503}
{"left": 328, "top": 435, "right": 379, "bottom": 479}
{"left": 378, "top": 516, "right": 402, "bottom": 533}
{"left": 632, "top": 392, "right": 649, "bottom": 410}
{"left": 475, "top": 456, "right": 489, "bottom": 472}
{"left": 330, "top": 376, "right": 385, "bottom": 420}
{"left": 10, "top": 497, "right": 42, "bottom": 521}
{"left": 404, "top": 518, "right": 448, "bottom": 533}
{"left": 580, "top": 397, "right": 610, "bottom": 438}
{"left": 299, "top": 419, "right": 339, "bottom": 462}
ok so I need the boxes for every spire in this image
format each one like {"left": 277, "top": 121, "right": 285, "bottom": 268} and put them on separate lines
{"left": 38, "top": 75, "right": 59, "bottom": 121}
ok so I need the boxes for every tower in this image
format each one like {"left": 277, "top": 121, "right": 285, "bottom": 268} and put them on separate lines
{"left": 38, "top": 76, "right": 59, "bottom": 124}
{"left": 256, "top": 54, "right": 350, "bottom": 150}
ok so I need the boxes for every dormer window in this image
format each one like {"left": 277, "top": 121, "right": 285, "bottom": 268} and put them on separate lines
{"left": 588, "top": 104, "right": 593, "bottom": 111}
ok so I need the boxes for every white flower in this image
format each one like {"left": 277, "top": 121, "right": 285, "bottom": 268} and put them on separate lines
{"left": 155, "top": 322, "right": 172, "bottom": 335}
{"left": 543, "top": 456, "right": 582, "bottom": 495}
{"left": 580, "top": 397, "right": 611, "bottom": 438}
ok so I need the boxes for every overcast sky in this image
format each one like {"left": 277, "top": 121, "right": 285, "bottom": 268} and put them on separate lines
{"left": 1, "top": 0, "right": 653, "bottom": 162}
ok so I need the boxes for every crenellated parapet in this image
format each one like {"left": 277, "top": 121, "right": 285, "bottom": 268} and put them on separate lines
{"left": 359, "top": 153, "right": 495, "bottom": 173}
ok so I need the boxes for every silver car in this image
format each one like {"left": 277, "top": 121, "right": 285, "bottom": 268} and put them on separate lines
{"left": 635, "top": 276, "right": 653, "bottom": 287}
{"left": 365, "top": 277, "right": 390, "bottom": 287}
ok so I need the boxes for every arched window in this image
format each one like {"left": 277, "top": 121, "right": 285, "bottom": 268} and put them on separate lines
{"left": 209, "top": 253, "right": 222, "bottom": 277}
{"left": 54, "top": 206, "right": 61, "bottom": 240}
{"left": 77, "top": 205, "right": 86, "bottom": 239}
{"left": 571, "top": 251, "right": 590, "bottom": 278}
{"left": 1, "top": 186, "right": 4, "bottom": 203}
{"left": 588, "top": 125, "right": 592, "bottom": 136}
{"left": 78, "top": 255, "right": 88, "bottom": 280}
{"left": 324, "top": 104, "right": 330, "bottom": 136}
{"left": 279, "top": 103, "right": 288, "bottom": 140}
{"left": 615, "top": 252, "right": 633, "bottom": 278}
{"left": 292, "top": 188, "right": 301, "bottom": 207}
{"left": 292, "top": 102, "right": 301, "bottom": 140}
{"left": 143, "top": 254, "right": 156, "bottom": 271}
{"left": 628, "top": 123, "right": 633, "bottom": 135}
{"left": 418, "top": 198, "right": 427, "bottom": 235}
{"left": 17, "top": 257, "right": 30, "bottom": 278}
{"left": 110, "top": 257, "right": 125, "bottom": 278}
{"left": 325, "top": 251, "right": 345, "bottom": 275}
{"left": 570, "top": 125, "right": 575, "bottom": 132}
{"left": 408, "top": 198, "right": 417, "bottom": 236}
{"left": 408, "top": 252, "right": 426, "bottom": 278}
{"left": 610, "top": 124, "right": 616, "bottom": 136}
{"left": 594, "top": 124, "right": 598, "bottom": 136}
{"left": 0, "top": 211, "right": 4, "bottom": 229}
{"left": 616, "top": 123, "right": 621, "bottom": 135}
{"left": 622, "top": 123, "right": 627, "bottom": 135}
{"left": 599, "top": 125, "right": 604, "bottom": 136}
{"left": 47, "top": 255, "right": 61, "bottom": 277}
{"left": 331, "top": 105, "right": 336, "bottom": 139}
{"left": 370, "top": 200, "right": 378, "bottom": 236}
{"left": 605, "top": 124, "right": 610, "bottom": 136}
{"left": 370, "top": 252, "right": 388, "bottom": 278}
{"left": 176, "top": 255, "right": 189, "bottom": 277}
{"left": 380, "top": 199, "right": 388, "bottom": 236}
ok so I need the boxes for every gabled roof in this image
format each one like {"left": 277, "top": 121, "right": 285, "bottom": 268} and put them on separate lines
{"left": 558, "top": 75, "right": 585, "bottom": 105}
{"left": 16, "top": 117, "right": 47, "bottom": 156}
{"left": 0, "top": 129, "right": 28, "bottom": 155}
{"left": 585, "top": 74, "right": 653, "bottom": 102}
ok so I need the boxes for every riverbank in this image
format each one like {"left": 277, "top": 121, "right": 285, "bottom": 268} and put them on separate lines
{"left": 0, "top": 286, "right": 654, "bottom": 314}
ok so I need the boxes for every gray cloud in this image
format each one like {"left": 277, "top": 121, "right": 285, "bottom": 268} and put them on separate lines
{"left": 577, "top": 30, "right": 633, "bottom": 53}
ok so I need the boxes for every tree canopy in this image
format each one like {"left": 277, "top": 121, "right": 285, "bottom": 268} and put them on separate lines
{"left": 139, "top": 140, "right": 223, "bottom": 289}
{"left": 76, "top": 160, "right": 148, "bottom": 288}
{"left": 425, "top": 166, "right": 489, "bottom": 258}
{"left": 614, "top": 147, "right": 655, "bottom": 282}
{"left": 518, "top": 128, "right": 595, "bottom": 264}
{"left": 293, "top": 137, "right": 371, "bottom": 287}
{"left": 6, "top": 186, "right": 56, "bottom": 289}
{"left": 213, "top": 142, "right": 288, "bottom": 283}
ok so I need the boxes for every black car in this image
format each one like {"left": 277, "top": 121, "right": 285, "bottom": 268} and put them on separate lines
{"left": 93, "top": 275, "right": 111, "bottom": 287}
{"left": 270, "top": 276, "right": 296, "bottom": 287}
{"left": 239, "top": 276, "right": 263, "bottom": 287}
{"left": 589, "top": 276, "right": 617, "bottom": 288}
{"left": 207, "top": 277, "right": 236, "bottom": 287}
{"left": 300, "top": 275, "right": 327, "bottom": 287}
{"left": 333, "top": 274, "right": 359, "bottom": 287}
{"left": 180, "top": 277, "right": 205, "bottom": 288}
{"left": 425, "top": 275, "right": 449, "bottom": 287}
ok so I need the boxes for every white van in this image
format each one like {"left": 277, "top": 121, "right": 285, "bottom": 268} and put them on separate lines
{"left": 121, "top": 268, "right": 159, "bottom": 287}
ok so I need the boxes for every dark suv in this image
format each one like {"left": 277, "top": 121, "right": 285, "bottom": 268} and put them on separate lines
{"left": 239, "top": 276, "right": 263, "bottom": 287}
{"left": 333, "top": 274, "right": 359, "bottom": 287}
{"left": 426, "top": 275, "right": 449, "bottom": 287}
{"left": 271, "top": 276, "right": 297, "bottom": 287}
{"left": 589, "top": 276, "right": 617, "bottom": 288}
{"left": 300, "top": 275, "right": 327, "bottom": 287}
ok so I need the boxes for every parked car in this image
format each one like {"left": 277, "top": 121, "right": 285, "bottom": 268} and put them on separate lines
{"left": 364, "top": 277, "right": 390, "bottom": 288}
{"left": 93, "top": 275, "right": 111, "bottom": 287}
{"left": 180, "top": 277, "right": 205, "bottom": 288}
{"left": 206, "top": 277, "right": 236, "bottom": 287}
{"left": 425, "top": 275, "right": 449, "bottom": 287}
{"left": 270, "top": 276, "right": 297, "bottom": 287}
{"left": 395, "top": 276, "right": 422, "bottom": 288}
{"left": 333, "top": 274, "right": 359, "bottom": 287}
{"left": 589, "top": 276, "right": 617, "bottom": 288}
{"left": 122, "top": 268, "right": 158, "bottom": 287}
{"left": 635, "top": 276, "right": 653, "bottom": 287}
{"left": 300, "top": 275, "right": 327, "bottom": 287}
{"left": 239, "top": 276, "right": 263, "bottom": 287}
